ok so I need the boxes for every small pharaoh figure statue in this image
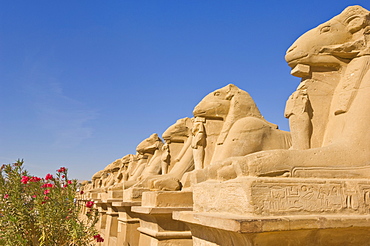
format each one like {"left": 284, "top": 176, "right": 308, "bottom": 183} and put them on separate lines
{"left": 284, "top": 82, "right": 310, "bottom": 150}
{"left": 191, "top": 117, "right": 206, "bottom": 170}
{"left": 161, "top": 140, "right": 171, "bottom": 175}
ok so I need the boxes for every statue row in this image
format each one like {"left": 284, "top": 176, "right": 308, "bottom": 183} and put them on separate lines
{"left": 82, "top": 5, "right": 370, "bottom": 193}
{"left": 82, "top": 83, "right": 291, "bottom": 193}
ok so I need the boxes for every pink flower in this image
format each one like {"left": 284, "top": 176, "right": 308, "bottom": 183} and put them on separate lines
{"left": 43, "top": 189, "right": 50, "bottom": 195}
{"left": 62, "top": 175, "right": 65, "bottom": 178}
{"left": 45, "top": 174, "right": 53, "bottom": 180}
{"left": 93, "top": 234, "right": 104, "bottom": 242}
{"left": 67, "top": 180, "right": 72, "bottom": 184}
{"left": 21, "top": 176, "right": 29, "bottom": 184}
{"left": 41, "top": 183, "right": 53, "bottom": 188}
{"left": 32, "top": 195, "right": 37, "bottom": 198}
{"left": 29, "top": 176, "right": 41, "bottom": 182}
{"left": 85, "top": 201, "right": 94, "bottom": 208}
{"left": 4, "top": 194, "right": 9, "bottom": 199}
{"left": 57, "top": 167, "right": 66, "bottom": 173}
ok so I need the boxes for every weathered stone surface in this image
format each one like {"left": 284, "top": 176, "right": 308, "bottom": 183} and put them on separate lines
{"left": 132, "top": 191, "right": 193, "bottom": 246}
{"left": 174, "top": 211, "right": 370, "bottom": 246}
{"left": 141, "top": 191, "right": 193, "bottom": 208}
{"left": 192, "top": 177, "right": 370, "bottom": 216}
{"left": 290, "top": 63, "right": 310, "bottom": 77}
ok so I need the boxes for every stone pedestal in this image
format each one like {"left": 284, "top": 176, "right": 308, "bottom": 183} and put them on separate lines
{"left": 174, "top": 212, "right": 370, "bottom": 246}
{"left": 92, "top": 187, "right": 149, "bottom": 246}
{"left": 88, "top": 189, "right": 101, "bottom": 199}
{"left": 103, "top": 199, "right": 119, "bottom": 246}
{"left": 108, "top": 188, "right": 123, "bottom": 199}
{"left": 94, "top": 199, "right": 109, "bottom": 237}
{"left": 111, "top": 200, "right": 141, "bottom": 246}
{"left": 174, "top": 176, "right": 370, "bottom": 246}
{"left": 77, "top": 196, "right": 89, "bottom": 221}
{"left": 123, "top": 187, "right": 150, "bottom": 201}
{"left": 98, "top": 191, "right": 109, "bottom": 201}
{"left": 132, "top": 191, "right": 193, "bottom": 246}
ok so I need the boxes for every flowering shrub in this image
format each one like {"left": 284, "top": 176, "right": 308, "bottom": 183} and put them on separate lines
{"left": 0, "top": 160, "right": 101, "bottom": 246}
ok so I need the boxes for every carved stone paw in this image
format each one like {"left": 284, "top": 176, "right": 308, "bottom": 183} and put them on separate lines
{"left": 214, "top": 150, "right": 291, "bottom": 181}
{"left": 217, "top": 165, "right": 237, "bottom": 181}
{"left": 150, "top": 176, "right": 182, "bottom": 191}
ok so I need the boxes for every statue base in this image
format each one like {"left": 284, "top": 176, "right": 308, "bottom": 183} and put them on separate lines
{"left": 192, "top": 177, "right": 370, "bottom": 216}
{"left": 123, "top": 187, "right": 150, "bottom": 201}
{"left": 132, "top": 191, "right": 194, "bottom": 246}
{"left": 174, "top": 211, "right": 370, "bottom": 246}
{"left": 174, "top": 176, "right": 370, "bottom": 245}
{"left": 108, "top": 189, "right": 123, "bottom": 199}
{"left": 110, "top": 200, "right": 142, "bottom": 246}
{"left": 92, "top": 199, "right": 109, "bottom": 238}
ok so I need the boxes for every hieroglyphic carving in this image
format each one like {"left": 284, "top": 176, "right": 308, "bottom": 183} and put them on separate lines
{"left": 252, "top": 180, "right": 370, "bottom": 215}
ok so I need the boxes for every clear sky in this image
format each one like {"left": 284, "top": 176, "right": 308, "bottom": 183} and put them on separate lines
{"left": 1, "top": 1, "right": 369, "bottom": 180}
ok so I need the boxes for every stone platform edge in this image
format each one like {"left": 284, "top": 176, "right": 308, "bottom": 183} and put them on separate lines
{"left": 173, "top": 211, "right": 370, "bottom": 233}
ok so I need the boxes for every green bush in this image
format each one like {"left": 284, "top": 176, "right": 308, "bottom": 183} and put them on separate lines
{"left": 0, "top": 160, "right": 101, "bottom": 246}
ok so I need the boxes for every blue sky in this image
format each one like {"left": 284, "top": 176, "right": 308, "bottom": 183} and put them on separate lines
{"left": 1, "top": 1, "right": 369, "bottom": 180}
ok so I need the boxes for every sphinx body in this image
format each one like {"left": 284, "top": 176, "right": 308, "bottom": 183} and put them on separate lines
{"left": 85, "top": 158, "right": 125, "bottom": 195}
{"left": 136, "top": 117, "right": 194, "bottom": 190}
{"left": 92, "top": 170, "right": 105, "bottom": 190}
{"left": 134, "top": 117, "right": 195, "bottom": 191}
{"left": 149, "top": 84, "right": 291, "bottom": 190}
{"left": 122, "top": 133, "right": 164, "bottom": 189}
{"left": 107, "top": 154, "right": 136, "bottom": 190}
{"left": 209, "top": 5, "right": 370, "bottom": 181}
{"left": 85, "top": 169, "right": 108, "bottom": 196}
{"left": 79, "top": 180, "right": 92, "bottom": 193}
{"left": 89, "top": 137, "right": 153, "bottom": 193}
{"left": 86, "top": 83, "right": 292, "bottom": 192}
{"left": 192, "top": 84, "right": 291, "bottom": 164}
{"left": 101, "top": 159, "right": 123, "bottom": 188}
{"left": 88, "top": 119, "right": 195, "bottom": 193}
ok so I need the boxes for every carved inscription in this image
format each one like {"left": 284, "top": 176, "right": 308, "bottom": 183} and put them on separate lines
{"left": 359, "top": 184, "right": 370, "bottom": 213}
{"left": 252, "top": 181, "right": 370, "bottom": 215}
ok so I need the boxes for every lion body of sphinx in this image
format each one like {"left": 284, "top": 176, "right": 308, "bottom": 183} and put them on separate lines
{"left": 192, "top": 84, "right": 292, "bottom": 164}
{"left": 148, "top": 84, "right": 292, "bottom": 190}
{"left": 207, "top": 5, "right": 370, "bottom": 181}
